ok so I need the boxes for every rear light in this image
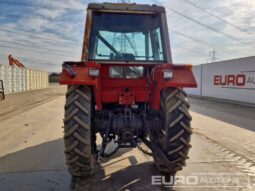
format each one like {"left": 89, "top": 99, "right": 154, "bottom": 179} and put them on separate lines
{"left": 163, "top": 70, "right": 173, "bottom": 80}
{"left": 89, "top": 69, "right": 99, "bottom": 77}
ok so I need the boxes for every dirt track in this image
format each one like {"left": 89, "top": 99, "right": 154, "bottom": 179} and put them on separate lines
{"left": 0, "top": 85, "right": 254, "bottom": 191}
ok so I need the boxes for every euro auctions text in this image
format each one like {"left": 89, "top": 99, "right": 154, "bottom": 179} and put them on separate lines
{"left": 152, "top": 173, "right": 252, "bottom": 188}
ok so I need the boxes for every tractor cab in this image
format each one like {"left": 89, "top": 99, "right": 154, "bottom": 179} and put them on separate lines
{"left": 88, "top": 5, "right": 170, "bottom": 62}
{"left": 83, "top": 3, "right": 172, "bottom": 64}
{"left": 85, "top": 3, "right": 172, "bottom": 79}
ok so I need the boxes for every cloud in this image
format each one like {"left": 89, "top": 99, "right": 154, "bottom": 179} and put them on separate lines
{"left": 0, "top": 0, "right": 254, "bottom": 72}
{"left": 157, "top": 0, "right": 255, "bottom": 64}
{"left": 0, "top": 0, "right": 88, "bottom": 72}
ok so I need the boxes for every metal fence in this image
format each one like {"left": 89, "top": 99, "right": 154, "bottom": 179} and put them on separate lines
{"left": 0, "top": 64, "right": 48, "bottom": 94}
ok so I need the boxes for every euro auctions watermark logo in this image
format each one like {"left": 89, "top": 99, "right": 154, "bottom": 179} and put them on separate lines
{"left": 152, "top": 173, "right": 253, "bottom": 188}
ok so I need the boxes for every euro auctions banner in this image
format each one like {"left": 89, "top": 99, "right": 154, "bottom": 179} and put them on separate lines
{"left": 214, "top": 73, "right": 255, "bottom": 88}
{"left": 202, "top": 56, "right": 255, "bottom": 104}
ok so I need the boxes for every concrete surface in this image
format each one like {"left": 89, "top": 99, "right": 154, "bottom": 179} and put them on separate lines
{"left": 0, "top": 85, "right": 254, "bottom": 191}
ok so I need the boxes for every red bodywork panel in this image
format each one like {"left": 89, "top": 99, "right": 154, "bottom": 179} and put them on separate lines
{"left": 60, "top": 62, "right": 197, "bottom": 110}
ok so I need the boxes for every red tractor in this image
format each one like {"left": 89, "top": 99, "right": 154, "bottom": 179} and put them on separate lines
{"left": 60, "top": 2, "right": 196, "bottom": 188}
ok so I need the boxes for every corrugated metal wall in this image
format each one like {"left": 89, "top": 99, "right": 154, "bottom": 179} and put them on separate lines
{"left": 0, "top": 64, "right": 49, "bottom": 94}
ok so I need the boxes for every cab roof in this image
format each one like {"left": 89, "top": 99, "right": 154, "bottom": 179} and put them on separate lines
{"left": 87, "top": 3, "right": 166, "bottom": 13}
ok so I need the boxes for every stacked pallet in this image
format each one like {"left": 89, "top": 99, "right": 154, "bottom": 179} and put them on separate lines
{"left": 0, "top": 64, "right": 49, "bottom": 94}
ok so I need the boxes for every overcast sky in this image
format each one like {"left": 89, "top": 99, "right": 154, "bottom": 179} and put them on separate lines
{"left": 0, "top": 0, "right": 254, "bottom": 72}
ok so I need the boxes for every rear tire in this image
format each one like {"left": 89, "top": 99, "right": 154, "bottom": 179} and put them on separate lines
{"left": 64, "top": 85, "right": 93, "bottom": 177}
{"left": 154, "top": 88, "right": 192, "bottom": 174}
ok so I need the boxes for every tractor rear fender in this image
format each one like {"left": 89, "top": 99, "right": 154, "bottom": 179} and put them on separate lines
{"left": 59, "top": 62, "right": 197, "bottom": 110}
{"left": 60, "top": 61, "right": 99, "bottom": 85}
{"left": 149, "top": 64, "right": 197, "bottom": 88}
{"left": 149, "top": 64, "right": 197, "bottom": 109}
